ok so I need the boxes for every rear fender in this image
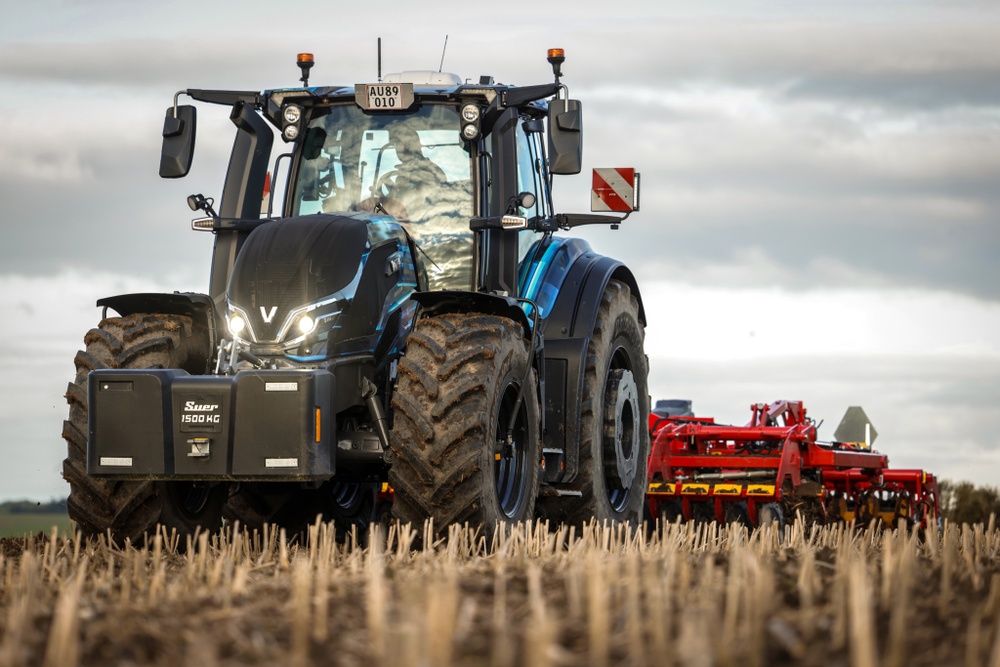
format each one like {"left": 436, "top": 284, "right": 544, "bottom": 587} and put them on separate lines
{"left": 544, "top": 256, "right": 645, "bottom": 338}
{"left": 536, "top": 252, "right": 645, "bottom": 484}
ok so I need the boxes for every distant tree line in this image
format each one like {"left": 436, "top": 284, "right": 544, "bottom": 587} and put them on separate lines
{"left": 0, "top": 498, "right": 68, "bottom": 514}
{"left": 938, "top": 480, "right": 1000, "bottom": 526}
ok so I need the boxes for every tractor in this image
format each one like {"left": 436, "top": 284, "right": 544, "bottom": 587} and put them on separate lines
{"left": 62, "top": 49, "right": 648, "bottom": 543}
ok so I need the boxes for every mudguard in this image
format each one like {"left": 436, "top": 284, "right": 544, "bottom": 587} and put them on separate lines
{"left": 97, "top": 292, "right": 217, "bottom": 349}
{"left": 409, "top": 290, "right": 533, "bottom": 342}
{"left": 520, "top": 236, "right": 645, "bottom": 484}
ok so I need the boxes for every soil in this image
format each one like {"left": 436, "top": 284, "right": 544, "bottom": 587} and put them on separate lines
{"left": 0, "top": 520, "right": 997, "bottom": 667}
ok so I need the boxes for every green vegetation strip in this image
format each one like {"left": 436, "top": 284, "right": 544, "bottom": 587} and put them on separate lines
{"left": 0, "top": 501, "right": 70, "bottom": 538}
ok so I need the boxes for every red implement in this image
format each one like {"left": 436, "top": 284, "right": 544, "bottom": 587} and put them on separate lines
{"left": 646, "top": 400, "right": 938, "bottom": 528}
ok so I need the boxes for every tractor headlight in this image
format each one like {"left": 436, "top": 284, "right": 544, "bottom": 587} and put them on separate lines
{"left": 460, "top": 103, "right": 481, "bottom": 142}
{"left": 461, "top": 123, "right": 480, "bottom": 141}
{"left": 283, "top": 105, "right": 303, "bottom": 124}
{"left": 229, "top": 314, "right": 247, "bottom": 336}
{"left": 461, "top": 103, "right": 480, "bottom": 123}
{"left": 297, "top": 314, "right": 316, "bottom": 335}
{"left": 282, "top": 104, "right": 304, "bottom": 142}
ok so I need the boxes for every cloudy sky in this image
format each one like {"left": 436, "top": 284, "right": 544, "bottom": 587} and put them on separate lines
{"left": 2, "top": 0, "right": 998, "bottom": 501}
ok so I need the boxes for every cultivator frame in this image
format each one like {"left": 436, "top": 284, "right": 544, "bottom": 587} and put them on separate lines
{"left": 646, "top": 401, "right": 939, "bottom": 529}
{"left": 823, "top": 468, "right": 939, "bottom": 527}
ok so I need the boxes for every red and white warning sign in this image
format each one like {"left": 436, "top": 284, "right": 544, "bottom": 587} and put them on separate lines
{"left": 591, "top": 168, "right": 638, "bottom": 213}
{"left": 260, "top": 171, "right": 272, "bottom": 215}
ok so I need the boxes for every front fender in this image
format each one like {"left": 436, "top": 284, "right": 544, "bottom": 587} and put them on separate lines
{"left": 97, "top": 292, "right": 218, "bottom": 346}
{"left": 408, "top": 290, "right": 533, "bottom": 342}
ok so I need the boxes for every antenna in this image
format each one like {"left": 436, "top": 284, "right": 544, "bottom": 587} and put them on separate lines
{"left": 439, "top": 35, "right": 449, "bottom": 72}
{"left": 378, "top": 37, "right": 382, "bottom": 82}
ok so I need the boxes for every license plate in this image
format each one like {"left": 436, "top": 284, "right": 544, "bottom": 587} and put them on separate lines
{"left": 355, "top": 83, "right": 414, "bottom": 111}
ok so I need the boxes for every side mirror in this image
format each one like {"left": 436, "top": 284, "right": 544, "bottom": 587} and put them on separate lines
{"left": 159, "top": 105, "right": 197, "bottom": 178}
{"left": 547, "top": 99, "right": 582, "bottom": 175}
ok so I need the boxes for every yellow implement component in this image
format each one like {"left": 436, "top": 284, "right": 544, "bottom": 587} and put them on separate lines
{"left": 647, "top": 482, "right": 678, "bottom": 494}
{"left": 746, "top": 485, "right": 776, "bottom": 497}
{"left": 828, "top": 495, "right": 850, "bottom": 522}
{"left": 713, "top": 484, "right": 742, "bottom": 496}
{"left": 680, "top": 483, "right": 710, "bottom": 495}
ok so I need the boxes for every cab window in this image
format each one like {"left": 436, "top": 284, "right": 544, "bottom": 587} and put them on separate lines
{"left": 515, "top": 119, "right": 545, "bottom": 263}
{"left": 292, "top": 104, "right": 475, "bottom": 291}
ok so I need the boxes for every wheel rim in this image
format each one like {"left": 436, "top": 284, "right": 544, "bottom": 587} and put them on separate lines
{"left": 494, "top": 381, "right": 530, "bottom": 519}
{"left": 171, "top": 482, "right": 212, "bottom": 519}
{"left": 602, "top": 344, "right": 640, "bottom": 514}
{"left": 759, "top": 503, "right": 783, "bottom": 526}
{"left": 331, "top": 482, "right": 364, "bottom": 512}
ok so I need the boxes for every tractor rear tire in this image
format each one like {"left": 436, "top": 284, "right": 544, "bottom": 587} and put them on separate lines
{"left": 540, "top": 279, "right": 649, "bottom": 528}
{"left": 62, "top": 312, "right": 224, "bottom": 544}
{"left": 388, "top": 312, "right": 540, "bottom": 541}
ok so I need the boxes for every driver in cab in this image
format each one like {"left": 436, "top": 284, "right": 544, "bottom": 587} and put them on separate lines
{"left": 365, "top": 124, "right": 474, "bottom": 292}
{"left": 372, "top": 125, "right": 446, "bottom": 225}
{"left": 388, "top": 125, "right": 446, "bottom": 196}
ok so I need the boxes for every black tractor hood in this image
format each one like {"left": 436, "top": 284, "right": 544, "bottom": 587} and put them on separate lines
{"left": 228, "top": 214, "right": 368, "bottom": 342}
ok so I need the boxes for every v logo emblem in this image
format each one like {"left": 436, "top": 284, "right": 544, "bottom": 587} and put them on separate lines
{"left": 260, "top": 306, "right": 278, "bottom": 323}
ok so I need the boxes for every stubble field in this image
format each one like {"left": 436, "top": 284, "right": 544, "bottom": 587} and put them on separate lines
{"left": 0, "top": 519, "right": 998, "bottom": 667}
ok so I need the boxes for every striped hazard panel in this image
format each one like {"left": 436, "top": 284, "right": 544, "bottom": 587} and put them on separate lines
{"left": 591, "top": 168, "right": 637, "bottom": 212}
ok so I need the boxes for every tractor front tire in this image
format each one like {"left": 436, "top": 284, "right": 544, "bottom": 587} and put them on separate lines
{"left": 62, "top": 312, "right": 225, "bottom": 544}
{"left": 388, "top": 313, "right": 540, "bottom": 541}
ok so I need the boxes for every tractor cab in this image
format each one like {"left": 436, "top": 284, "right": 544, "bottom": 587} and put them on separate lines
{"left": 284, "top": 78, "right": 481, "bottom": 291}
{"left": 269, "top": 66, "right": 565, "bottom": 294}
{"left": 159, "top": 50, "right": 604, "bottom": 303}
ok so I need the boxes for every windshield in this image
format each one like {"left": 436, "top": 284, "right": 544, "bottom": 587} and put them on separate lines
{"left": 291, "top": 104, "right": 474, "bottom": 291}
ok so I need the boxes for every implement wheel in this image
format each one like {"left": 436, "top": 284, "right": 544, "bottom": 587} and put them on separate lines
{"left": 757, "top": 502, "right": 785, "bottom": 530}
{"left": 388, "top": 312, "right": 540, "bottom": 540}
{"left": 62, "top": 313, "right": 225, "bottom": 544}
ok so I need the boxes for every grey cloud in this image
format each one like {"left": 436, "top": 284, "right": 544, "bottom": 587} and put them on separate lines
{"left": 0, "top": 33, "right": 536, "bottom": 93}
{"left": 6, "top": 12, "right": 999, "bottom": 118}
{"left": 567, "top": 77, "right": 1000, "bottom": 301}
{"left": 783, "top": 69, "right": 1000, "bottom": 111}
{"left": 0, "top": 90, "right": 239, "bottom": 280}
{"left": 0, "top": 178, "right": 214, "bottom": 281}
{"left": 580, "top": 196, "right": 1000, "bottom": 300}
{"left": 565, "top": 17, "right": 1000, "bottom": 113}
{"left": 0, "top": 40, "right": 297, "bottom": 89}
